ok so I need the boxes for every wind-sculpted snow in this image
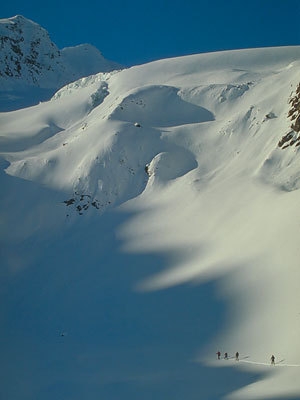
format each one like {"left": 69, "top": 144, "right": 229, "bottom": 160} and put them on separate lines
{"left": 1, "top": 46, "right": 300, "bottom": 400}
{"left": 179, "top": 83, "right": 253, "bottom": 113}
{"left": 2, "top": 81, "right": 202, "bottom": 213}
{"left": 111, "top": 85, "right": 214, "bottom": 127}
{"left": 51, "top": 72, "right": 117, "bottom": 101}
{"left": 53, "top": 75, "right": 111, "bottom": 112}
{"left": 146, "top": 149, "right": 197, "bottom": 182}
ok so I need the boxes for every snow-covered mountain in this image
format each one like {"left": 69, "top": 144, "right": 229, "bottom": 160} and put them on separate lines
{"left": 0, "top": 15, "right": 122, "bottom": 110}
{"left": 1, "top": 40, "right": 300, "bottom": 400}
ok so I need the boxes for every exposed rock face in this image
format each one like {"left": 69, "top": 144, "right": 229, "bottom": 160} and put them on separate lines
{"left": 0, "top": 15, "right": 66, "bottom": 88}
{"left": 289, "top": 83, "right": 300, "bottom": 133}
{"left": 278, "top": 83, "right": 300, "bottom": 149}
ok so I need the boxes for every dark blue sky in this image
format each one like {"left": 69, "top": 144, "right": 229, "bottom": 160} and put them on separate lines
{"left": 2, "top": 0, "right": 300, "bottom": 66}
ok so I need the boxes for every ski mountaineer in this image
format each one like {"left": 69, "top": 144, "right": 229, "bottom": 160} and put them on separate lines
{"left": 271, "top": 355, "right": 275, "bottom": 366}
{"left": 224, "top": 352, "right": 228, "bottom": 360}
{"left": 235, "top": 352, "right": 239, "bottom": 361}
{"left": 216, "top": 351, "right": 221, "bottom": 360}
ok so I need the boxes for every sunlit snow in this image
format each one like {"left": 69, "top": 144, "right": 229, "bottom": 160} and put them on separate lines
{"left": 1, "top": 38, "right": 300, "bottom": 400}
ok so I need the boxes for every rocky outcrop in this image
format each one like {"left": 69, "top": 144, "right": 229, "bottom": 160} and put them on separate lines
{"left": 278, "top": 83, "right": 300, "bottom": 149}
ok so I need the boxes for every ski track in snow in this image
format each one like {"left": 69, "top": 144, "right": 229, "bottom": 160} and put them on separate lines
{"left": 223, "top": 357, "right": 300, "bottom": 368}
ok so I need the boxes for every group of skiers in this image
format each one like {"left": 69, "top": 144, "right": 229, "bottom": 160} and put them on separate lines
{"left": 216, "top": 351, "right": 276, "bottom": 365}
{"left": 216, "top": 351, "right": 239, "bottom": 361}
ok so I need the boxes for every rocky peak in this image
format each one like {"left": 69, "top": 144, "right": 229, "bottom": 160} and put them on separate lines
{"left": 0, "top": 15, "right": 63, "bottom": 86}
{"left": 0, "top": 15, "right": 122, "bottom": 89}
{"left": 0, "top": 15, "right": 122, "bottom": 110}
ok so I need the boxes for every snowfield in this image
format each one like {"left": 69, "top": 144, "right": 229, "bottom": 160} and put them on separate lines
{"left": 1, "top": 45, "right": 300, "bottom": 400}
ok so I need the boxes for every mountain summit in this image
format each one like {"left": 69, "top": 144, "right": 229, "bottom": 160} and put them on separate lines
{"left": 0, "top": 15, "right": 122, "bottom": 110}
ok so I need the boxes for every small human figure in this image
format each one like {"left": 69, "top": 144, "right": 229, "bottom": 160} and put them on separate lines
{"left": 216, "top": 351, "right": 221, "bottom": 360}
{"left": 271, "top": 355, "right": 275, "bottom": 366}
{"left": 235, "top": 351, "right": 239, "bottom": 361}
{"left": 224, "top": 352, "right": 228, "bottom": 360}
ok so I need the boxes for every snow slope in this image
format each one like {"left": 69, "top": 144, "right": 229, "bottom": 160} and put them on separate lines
{"left": 1, "top": 46, "right": 300, "bottom": 399}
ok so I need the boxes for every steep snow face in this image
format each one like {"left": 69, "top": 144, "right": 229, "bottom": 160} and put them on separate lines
{"left": 1, "top": 46, "right": 300, "bottom": 400}
{"left": 0, "top": 15, "right": 122, "bottom": 110}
